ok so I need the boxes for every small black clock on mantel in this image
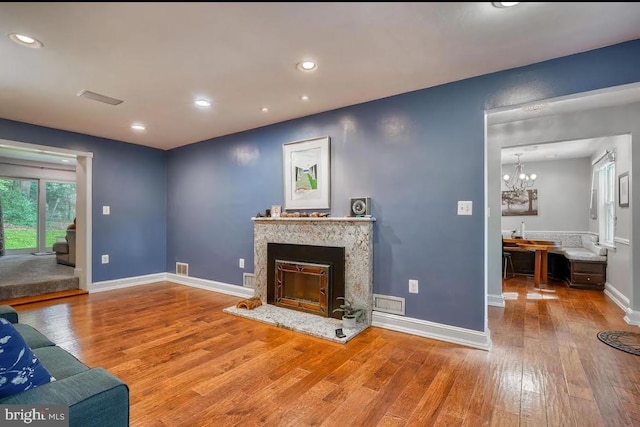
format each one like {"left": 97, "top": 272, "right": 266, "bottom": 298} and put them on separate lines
{"left": 349, "top": 197, "right": 370, "bottom": 217}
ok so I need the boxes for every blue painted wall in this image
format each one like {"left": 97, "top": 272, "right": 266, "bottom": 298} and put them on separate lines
{"left": 167, "top": 39, "right": 640, "bottom": 332}
{"left": 0, "top": 119, "right": 167, "bottom": 282}
{"left": 2, "top": 39, "right": 639, "bottom": 331}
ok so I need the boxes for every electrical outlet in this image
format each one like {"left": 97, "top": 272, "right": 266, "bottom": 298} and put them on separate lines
{"left": 103, "top": 206, "right": 110, "bottom": 215}
{"left": 101, "top": 254, "right": 109, "bottom": 264}
{"left": 409, "top": 279, "right": 419, "bottom": 294}
{"left": 239, "top": 258, "right": 244, "bottom": 269}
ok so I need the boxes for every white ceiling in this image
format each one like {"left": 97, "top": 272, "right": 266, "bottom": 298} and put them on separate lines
{"left": 495, "top": 81, "right": 640, "bottom": 164}
{"left": 2, "top": 2, "right": 640, "bottom": 153}
{"left": 500, "top": 137, "right": 605, "bottom": 164}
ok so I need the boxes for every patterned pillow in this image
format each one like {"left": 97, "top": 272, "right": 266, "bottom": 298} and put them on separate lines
{"left": 0, "top": 318, "right": 55, "bottom": 398}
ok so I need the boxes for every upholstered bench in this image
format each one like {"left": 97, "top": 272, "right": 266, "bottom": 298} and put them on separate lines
{"left": 502, "top": 231, "right": 607, "bottom": 290}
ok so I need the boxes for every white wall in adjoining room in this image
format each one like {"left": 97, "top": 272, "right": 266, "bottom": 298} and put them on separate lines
{"left": 587, "top": 134, "right": 632, "bottom": 239}
{"left": 501, "top": 157, "right": 591, "bottom": 233}
{"left": 587, "top": 134, "right": 632, "bottom": 302}
{"left": 488, "top": 97, "right": 639, "bottom": 318}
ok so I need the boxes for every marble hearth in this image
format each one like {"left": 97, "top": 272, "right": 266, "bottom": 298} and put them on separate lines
{"left": 224, "top": 217, "right": 375, "bottom": 343}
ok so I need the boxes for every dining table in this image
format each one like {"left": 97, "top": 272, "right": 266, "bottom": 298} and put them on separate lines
{"left": 503, "top": 238, "right": 562, "bottom": 288}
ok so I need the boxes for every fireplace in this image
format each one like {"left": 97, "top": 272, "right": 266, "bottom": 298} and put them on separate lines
{"left": 267, "top": 243, "right": 345, "bottom": 319}
{"left": 252, "top": 217, "right": 375, "bottom": 330}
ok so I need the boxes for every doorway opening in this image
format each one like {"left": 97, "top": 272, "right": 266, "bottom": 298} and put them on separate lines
{"left": 485, "top": 82, "right": 638, "bottom": 324}
{"left": 0, "top": 139, "right": 93, "bottom": 294}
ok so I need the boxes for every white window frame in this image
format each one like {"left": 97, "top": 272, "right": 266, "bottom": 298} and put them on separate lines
{"left": 597, "top": 158, "right": 616, "bottom": 248}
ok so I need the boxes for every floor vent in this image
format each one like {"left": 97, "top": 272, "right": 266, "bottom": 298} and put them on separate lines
{"left": 176, "top": 262, "right": 189, "bottom": 276}
{"left": 373, "top": 294, "right": 405, "bottom": 315}
{"left": 243, "top": 272, "right": 255, "bottom": 288}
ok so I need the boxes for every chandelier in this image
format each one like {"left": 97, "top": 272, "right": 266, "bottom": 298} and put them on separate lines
{"left": 503, "top": 154, "right": 537, "bottom": 196}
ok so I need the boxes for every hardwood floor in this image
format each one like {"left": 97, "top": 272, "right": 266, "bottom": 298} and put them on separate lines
{"left": 11, "top": 278, "right": 640, "bottom": 426}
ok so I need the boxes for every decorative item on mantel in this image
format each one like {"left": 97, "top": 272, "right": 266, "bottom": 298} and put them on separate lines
{"left": 279, "top": 211, "right": 330, "bottom": 218}
{"left": 349, "top": 197, "right": 371, "bottom": 217}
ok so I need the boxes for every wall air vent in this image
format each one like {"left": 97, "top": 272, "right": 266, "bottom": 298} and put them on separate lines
{"left": 176, "top": 262, "right": 189, "bottom": 276}
{"left": 373, "top": 294, "right": 405, "bottom": 315}
{"left": 77, "top": 90, "right": 124, "bottom": 106}
{"left": 243, "top": 273, "right": 255, "bottom": 288}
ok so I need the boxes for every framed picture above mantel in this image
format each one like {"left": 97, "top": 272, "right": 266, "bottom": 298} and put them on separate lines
{"left": 282, "top": 136, "right": 330, "bottom": 210}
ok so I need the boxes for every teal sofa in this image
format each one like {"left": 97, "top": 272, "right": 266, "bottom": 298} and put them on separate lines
{"left": 0, "top": 305, "right": 129, "bottom": 427}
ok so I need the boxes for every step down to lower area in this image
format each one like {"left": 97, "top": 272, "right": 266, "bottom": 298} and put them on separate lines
{"left": 0, "top": 289, "right": 89, "bottom": 306}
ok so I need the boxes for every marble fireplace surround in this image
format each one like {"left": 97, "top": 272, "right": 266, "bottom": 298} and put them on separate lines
{"left": 253, "top": 217, "right": 375, "bottom": 326}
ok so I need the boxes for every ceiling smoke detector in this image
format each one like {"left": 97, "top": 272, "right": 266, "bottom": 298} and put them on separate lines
{"left": 77, "top": 90, "right": 124, "bottom": 106}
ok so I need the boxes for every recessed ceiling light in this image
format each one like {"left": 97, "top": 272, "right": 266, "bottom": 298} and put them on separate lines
{"left": 8, "top": 33, "right": 43, "bottom": 48}
{"left": 131, "top": 124, "right": 146, "bottom": 131}
{"left": 296, "top": 60, "right": 317, "bottom": 72}
{"left": 61, "top": 159, "right": 71, "bottom": 163}
{"left": 194, "top": 99, "right": 211, "bottom": 108}
{"left": 301, "top": 95, "right": 309, "bottom": 101}
{"left": 260, "top": 107, "right": 269, "bottom": 113}
{"left": 492, "top": 2, "right": 520, "bottom": 8}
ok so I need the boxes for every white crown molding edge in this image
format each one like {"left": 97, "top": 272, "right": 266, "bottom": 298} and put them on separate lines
{"left": 372, "top": 311, "right": 491, "bottom": 351}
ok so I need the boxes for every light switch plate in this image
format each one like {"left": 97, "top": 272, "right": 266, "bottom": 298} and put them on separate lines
{"left": 457, "top": 201, "right": 472, "bottom": 215}
{"left": 409, "top": 279, "right": 419, "bottom": 294}
{"left": 103, "top": 206, "right": 110, "bottom": 215}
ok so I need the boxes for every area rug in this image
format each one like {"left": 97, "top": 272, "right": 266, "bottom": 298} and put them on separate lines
{"left": 597, "top": 330, "right": 640, "bottom": 355}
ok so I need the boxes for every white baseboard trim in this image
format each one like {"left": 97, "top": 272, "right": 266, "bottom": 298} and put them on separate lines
{"left": 624, "top": 310, "right": 640, "bottom": 327}
{"left": 90, "top": 272, "right": 255, "bottom": 299}
{"left": 90, "top": 273, "right": 167, "bottom": 292}
{"left": 603, "top": 284, "right": 640, "bottom": 327}
{"left": 487, "top": 293, "right": 505, "bottom": 308}
{"left": 604, "top": 283, "right": 630, "bottom": 313}
{"left": 371, "top": 311, "right": 491, "bottom": 351}
{"left": 166, "top": 273, "right": 254, "bottom": 298}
